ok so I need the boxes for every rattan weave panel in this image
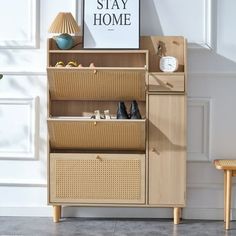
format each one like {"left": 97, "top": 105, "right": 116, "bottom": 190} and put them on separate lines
{"left": 47, "top": 68, "right": 145, "bottom": 101}
{"left": 50, "top": 154, "right": 145, "bottom": 203}
{"left": 48, "top": 120, "right": 146, "bottom": 150}
{"left": 214, "top": 160, "right": 236, "bottom": 170}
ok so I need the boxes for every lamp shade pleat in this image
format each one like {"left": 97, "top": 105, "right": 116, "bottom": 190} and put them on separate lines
{"left": 48, "top": 12, "right": 80, "bottom": 34}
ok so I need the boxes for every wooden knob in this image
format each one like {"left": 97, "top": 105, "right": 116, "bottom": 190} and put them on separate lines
{"left": 96, "top": 155, "right": 102, "bottom": 160}
{"left": 93, "top": 69, "right": 97, "bottom": 74}
{"left": 166, "top": 82, "right": 174, "bottom": 88}
{"left": 94, "top": 121, "right": 97, "bottom": 126}
{"left": 151, "top": 148, "right": 156, "bottom": 152}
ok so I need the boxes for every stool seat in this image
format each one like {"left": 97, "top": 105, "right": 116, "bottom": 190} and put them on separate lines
{"left": 214, "top": 159, "right": 236, "bottom": 230}
{"left": 214, "top": 160, "right": 236, "bottom": 170}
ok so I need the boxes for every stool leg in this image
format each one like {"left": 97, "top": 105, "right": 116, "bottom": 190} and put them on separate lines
{"left": 225, "top": 170, "right": 232, "bottom": 230}
{"left": 224, "top": 171, "right": 227, "bottom": 222}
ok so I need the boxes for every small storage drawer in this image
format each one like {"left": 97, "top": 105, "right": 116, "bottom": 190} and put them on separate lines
{"left": 47, "top": 68, "right": 146, "bottom": 101}
{"left": 48, "top": 119, "right": 146, "bottom": 151}
{"left": 49, "top": 153, "right": 145, "bottom": 204}
{"left": 148, "top": 73, "right": 184, "bottom": 92}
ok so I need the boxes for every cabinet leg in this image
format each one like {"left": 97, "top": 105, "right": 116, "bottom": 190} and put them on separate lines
{"left": 53, "top": 205, "right": 61, "bottom": 223}
{"left": 174, "top": 207, "right": 181, "bottom": 224}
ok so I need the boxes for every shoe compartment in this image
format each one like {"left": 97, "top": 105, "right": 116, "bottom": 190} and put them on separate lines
{"left": 47, "top": 68, "right": 146, "bottom": 101}
{"left": 49, "top": 153, "right": 145, "bottom": 204}
{"left": 48, "top": 118, "right": 146, "bottom": 151}
{"left": 50, "top": 100, "right": 146, "bottom": 118}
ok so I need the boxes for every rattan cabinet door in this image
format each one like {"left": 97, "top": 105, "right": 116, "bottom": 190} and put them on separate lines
{"left": 50, "top": 153, "right": 145, "bottom": 204}
{"left": 47, "top": 68, "right": 145, "bottom": 101}
{"left": 48, "top": 119, "right": 146, "bottom": 151}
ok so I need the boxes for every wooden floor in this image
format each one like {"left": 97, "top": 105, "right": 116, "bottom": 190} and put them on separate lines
{"left": 0, "top": 217, "right": 236, "bottom": 235}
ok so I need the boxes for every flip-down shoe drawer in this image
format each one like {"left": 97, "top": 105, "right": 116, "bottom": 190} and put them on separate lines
{"left": 49, "top": 153, "right": 145, "bottom": 204}
{"left": 47, "top": 68, "right": 146, "bottom": 100}
{"left": 48, "top": 119, "right": 146, "bottom": 151}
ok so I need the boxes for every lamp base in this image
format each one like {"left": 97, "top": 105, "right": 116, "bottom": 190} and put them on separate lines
{"left": 55, "top": 33, "right": 73, "bottom": 50}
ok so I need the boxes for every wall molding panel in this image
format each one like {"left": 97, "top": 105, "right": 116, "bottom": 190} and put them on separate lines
{"left": 188, "top": 0, "right": 213, "bottom": 49}
{"left": 0, "top": 97, "right": 39, "bottom": 160}
{"left": 0, "top": 179, "right": 46, "bottom": 187}
{"left": 0, "top": 0, "right": 39, "bottom": 48}
{"left": 189, "top": 72, "right": 236, "bottom": 79}
{"left": 187, "top": 98, "right": 211, "bottom": 162}
{"left": 1, "top": 71, "right": 46, "bottom": 76}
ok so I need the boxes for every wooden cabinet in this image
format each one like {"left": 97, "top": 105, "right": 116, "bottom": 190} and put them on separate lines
{"left": 148, "top": 95, "right": 186, "bottom": 205}
{"left": 47, "top": 35, "right": 187, "bottom": 224}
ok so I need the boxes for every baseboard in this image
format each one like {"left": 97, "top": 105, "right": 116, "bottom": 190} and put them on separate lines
{"left": 0, "top": 207, "right": 51, "bottom": 217}
{"left": 0, "top": 206, "right": 233, "bottom": 220}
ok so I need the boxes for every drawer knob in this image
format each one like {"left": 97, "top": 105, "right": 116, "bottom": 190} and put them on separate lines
{"left": 94, "top": 121, "right": 97, "bottom": 126}
{"left": 96, "top": 155, "right": 102, "bottom": 161}
{"left": 93, "top": 69, "right": 97, "bottom": 74}
{"left": 165, "top": 82, "right": 174, "bottom": 88}
{"left": 151, "top": 148, "right": 156, "bottom": 152}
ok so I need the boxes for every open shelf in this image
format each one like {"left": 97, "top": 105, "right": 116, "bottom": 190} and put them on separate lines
{"left": 140, "top": 36, "right": 186, "bottom": 73}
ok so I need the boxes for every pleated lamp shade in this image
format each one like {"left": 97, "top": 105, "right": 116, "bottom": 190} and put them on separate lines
{"left": 48, "top": 12, "right": 80, "bottom": 49}
{"left": 48, "top": 12, "right": 80, "bottom": 34}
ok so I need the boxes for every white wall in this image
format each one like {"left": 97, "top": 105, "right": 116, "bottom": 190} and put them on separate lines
{"left": 0, "top": 0, "right": 236, "bottom": 219}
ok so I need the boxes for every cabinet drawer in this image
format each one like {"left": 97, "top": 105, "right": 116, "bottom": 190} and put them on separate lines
{"left": 48, "top": 119, "right": 146, "bottom": 151}
{"left": 49, "top": 153, "right": 145, "bottom": 204}
{"left": 47, "top": 68, "right": 145, "bottom": 101}
{"left": 148, "top": 74, "right": 184, "bottom": 92}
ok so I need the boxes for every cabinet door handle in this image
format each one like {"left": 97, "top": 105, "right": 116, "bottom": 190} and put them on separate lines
{"left": 93, "top": 69, "right": 97, "bottom": 74}
{"left": 94, "top": 121, "right": 97, "bottom": 126}
{"left": 165, "top": 82, "right": 174, "bottom": 88}
{"left": 151, "top": 147, "right": 160, "bottom": 155}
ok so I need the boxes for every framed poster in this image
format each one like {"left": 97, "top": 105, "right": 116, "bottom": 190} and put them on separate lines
{"left": 83, "top": 0, "right": 140, "bottom": 49}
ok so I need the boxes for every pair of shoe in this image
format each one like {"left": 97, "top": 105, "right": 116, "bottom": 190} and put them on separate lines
{"left": 55, "top": 61, "right": 78, "bottom": 67}
{"left": 117, "top": 101, "right": 142, "bottom": 119}
{"left": 55, "top": 61, "right": 95, "bottom": 68}
{"left": 90, "top": 110, "right": 111, "bottom": 119}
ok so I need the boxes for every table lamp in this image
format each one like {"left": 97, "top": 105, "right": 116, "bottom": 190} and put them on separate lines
{"left": 48, "top": 12, "right": 80, "bottom": 50}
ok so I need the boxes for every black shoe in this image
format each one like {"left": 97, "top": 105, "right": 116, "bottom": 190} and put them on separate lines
{"left": 117, "top": 101, "right": 129, "bottom": 119}
{"left": 130, "top": 100, "right": 142, "bottom": 119}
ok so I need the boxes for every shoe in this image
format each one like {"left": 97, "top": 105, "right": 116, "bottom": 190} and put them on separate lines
{"left": 90, "top": 110, "right": 100, "bottom": 119}
{"left": 104, "top": 110, "right": 111, "bottom": 119}
{"left": 66, "top": 61, "right": 77, "bottom": 67}
{"left": 94, "top": 110, "right": 101, "bottom": 119}
{"left": 129, "top": 100, "right": 142, "bottom": 119}
{"left": 55, "top": 61, "right": 64, "bottom": 67}
{"left": 117, "top": 101, "right": 129, "bottom": 119}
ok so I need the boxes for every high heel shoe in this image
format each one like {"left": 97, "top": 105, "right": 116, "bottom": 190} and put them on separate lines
{"left": 117, "top": 101, "right": 129, "bottom": 119}
{"left": 129, "top": 100, "right": 142, "bottom": 119}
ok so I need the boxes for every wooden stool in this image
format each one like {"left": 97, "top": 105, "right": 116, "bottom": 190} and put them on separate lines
{"left": 214, "top": 160, "right": 236, "bottom": 230}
